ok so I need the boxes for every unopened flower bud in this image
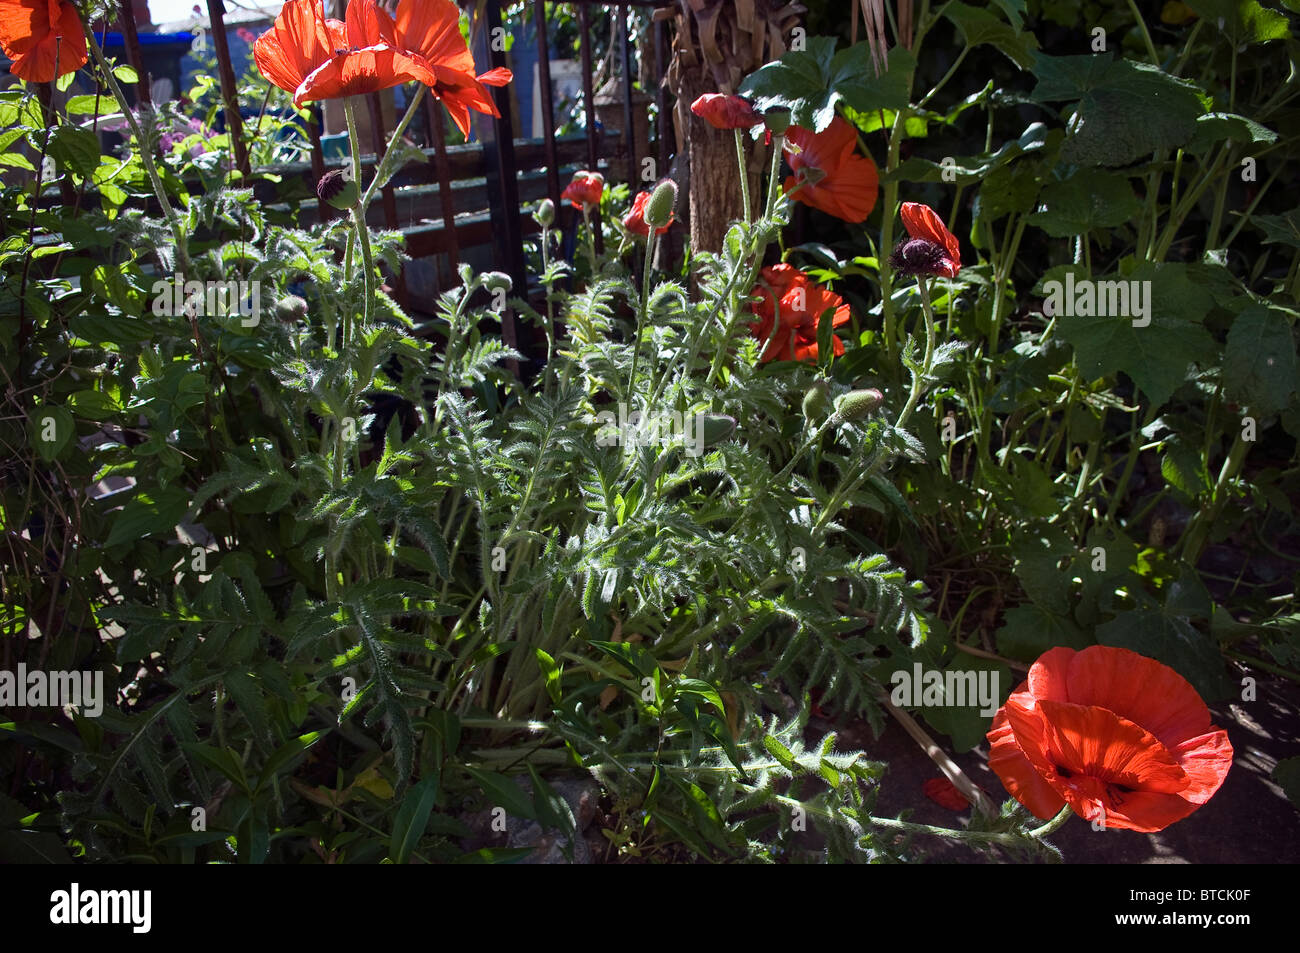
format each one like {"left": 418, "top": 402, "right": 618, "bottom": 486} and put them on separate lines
{"left": 698, "top": 413, "right": 737, "bottom": 446}
{"left": 764, "top": 107, "right": 792, "bottom": 137}
{"left": 274, "top": 295, "right": 308, "bottom": 323}
{"left": 645, "top": 178, "right": 678, "bottom": 230}
{"left": 482, "top": 271, "right": 513, "bottom": 293}
{"left": 802, "top": 380, "right": 831, "bottom": 422}
{"left": 317, "top": 169, "right": 359, "bottom": 210}
{"left": 534, "top": 198, "right": 556, "bottom": 227}
{"left": 834, "top": 388, "right": 884, "bottom": 422}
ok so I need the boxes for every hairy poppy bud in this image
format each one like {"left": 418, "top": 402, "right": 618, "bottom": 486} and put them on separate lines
{"left": 802, "top": 380, "right": 831, "bottom": 422}
{"left": 698, "top": 413, "right": 737, "bottom": 446}
{"left": 834, "top": 388, "right": 884, "bottom": 422}
{"left": 645, "top": 179, "right": 677, "bottom": 230}
{"left": 763, "top": 107, "right": 792, "bottom": 137}
{"left": 482, "top": 271, "right": 513, "bottom": 294}
{"left": 534, "top": 198, "right": 556, "bottom": 227}
{"left": 317, "top": 169, "right": 359, "bottom": 210}
{"left": 275, "top": 295, "right": 308, "bottom": 323}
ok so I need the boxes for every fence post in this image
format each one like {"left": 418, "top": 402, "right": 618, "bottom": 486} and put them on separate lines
{"left": 204, "top": 0, "right": 250, "bottom": 176}
{"left": 471, "top": 0, "right": 525, "bottom": 365}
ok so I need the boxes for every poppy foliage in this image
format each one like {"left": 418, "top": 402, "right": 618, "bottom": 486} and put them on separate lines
{"left": 987, "top": 646, "right": 1233, "bottom": 832}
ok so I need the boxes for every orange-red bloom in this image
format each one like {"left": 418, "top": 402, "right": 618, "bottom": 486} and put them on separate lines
{"left": 562, "top": 170, "right": 604, "bottom": 208}
{"left": 623, "top": 190, "right": 670, "bottom": 237}
{"left": 987, "top": 645, "right": 1233, "bottom": 833}
{"left": 390, "top": 0, "right": 512, "bottom": 137}
{"left": 894, "top": 201, "right": 961, "bottom": 277}
{"left": 0, "top": 0, "right": 87, "bottom": 83}
{"left": 690, "top": 93, "right": 762, "bottom": 130}
{"left": 783, "top": 116, "right": 878, "bottom": 223}
{"left": 254, "top": 0, "right": 511, "bottom": 136}
{"left": 747, "top": 264, "right": 852, "bottom": 363}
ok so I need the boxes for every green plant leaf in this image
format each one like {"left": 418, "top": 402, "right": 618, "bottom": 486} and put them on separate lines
{"left": 1026, "top": 168, "right": 1142, "bottom": 237}
{"left": 1223, "top": 305, "right": 1298, "bottom": 417}
{"left": 1031, "top": 55, "right": 1205, "bottom": 166}
{"left": 389, "top": 769, "right": 440, "bottom": 864}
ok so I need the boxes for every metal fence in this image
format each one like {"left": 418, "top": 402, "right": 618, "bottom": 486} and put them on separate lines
{"left": 108, "top": 0, "right": 677, "bottom": 314}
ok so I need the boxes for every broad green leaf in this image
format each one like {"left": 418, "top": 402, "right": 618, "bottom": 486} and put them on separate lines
{"left": 30, "top": 405, "right": 74, "bottom": 462}
{"left": 464, "top": 767, "right": 537, "bottom": 822}
{"left": 1185, "top": 0, "right": 1290, "bottom": 43}
{"left": 104, "top": 486, "right": 189, "bottom": 547}
{"left": 1096, "top": 609, "right": 1230, "bottom": 700}
{"left": 1252, "top": 209, "right": 1300, "bottom": 249}
{"left": 944, "top": 2, "right": 1040, "bottom": 68}
{"left": 1273, "top": 757, "right": 1300, "bottom": 812}
{"left": 996, "top": 604, "right": 1091, "bottom": 662}
{"left": 1027, "top": 168, "right": 1142, "bottom": 237}
{"left": 1031, "top": 55, "right": 1205, "bottom": 166}
{"left": 1223, "top": 305, "right": 1298, "bottom": 417}
{"left": 1053, "top": 261, "right": 1218, "bottom": 407}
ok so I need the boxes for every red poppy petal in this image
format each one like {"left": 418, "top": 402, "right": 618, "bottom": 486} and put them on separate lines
{"left": 346, "top": 0, "right": 397, "bottom": 48}
{"left": 1063, "top": 645, "right": 1216, "bottom": 749}
{"left": 1169, "top": 729, "right": 1233, "bottom": 804}
{"left": 295, "top": 46, "right": 436, "bottom": 106}
{"left": 987, "top": 704, "right": 1068, "bottom": 819}
{"left": 923, "top": 777, "right": 972, "bottom": 811}
{"left": 900, "top": 201, "right": 961, "bottom": 269}
{"left": 477, "top": 66, "right": 513, "bottom": 86}
{"left": 396, "top": 0, "right": 476, "bottom": 75}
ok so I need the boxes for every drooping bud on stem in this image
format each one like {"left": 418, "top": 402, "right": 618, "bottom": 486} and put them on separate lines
{"left": 534, "top": 198, "right": 556, "bottom": 228}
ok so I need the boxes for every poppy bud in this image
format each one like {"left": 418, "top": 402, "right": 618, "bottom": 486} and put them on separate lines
{"left": 645, "top": 179, "right": 677, "bottom": 230}
{"left": 274, "top": 295, "right": 308, "bottom": 323}
{"left": 482, "top": 272, "right": 513, "bottom": 294}
{"left": 763, "top": 107, "right": 792, "bottom": 137}
{"left": 317, "top": 169, "right": 359, "bottom": 210}
{"left": 698, "top": 413, "right": 737, "bottom": 446}
{"left": 834, "top": 388, "right": 884, "bottom": 422}
{"left": 534, "top": 198, "right": 556, "bottom": 227}
{"left": 802, "top": 380, "right": 831, "bottom": 422}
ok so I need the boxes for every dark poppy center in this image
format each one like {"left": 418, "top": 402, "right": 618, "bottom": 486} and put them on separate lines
{"left": 888, "top": 238, "right": 947, "bottom": 277}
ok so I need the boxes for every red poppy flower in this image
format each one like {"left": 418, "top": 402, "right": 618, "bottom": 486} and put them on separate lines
{"left": 390, "top": 0, "right": 512, "bottom": 138}
{"left": 562, "top": 170, "right": 604, "bottom": 208}
{"left": 0, "top": 0, "right": 87, "bottom": 83}
{"left": 690, "top": 93, "right": 762, "bottom": 130}
{"left": 892, "top": 201, "right": 961, "bottom": 277}
{"left": 747, "top": 264, "right": 852, "bottom": 363}
{"left": 253, "top": 0, "right": 341, "bottom": 102}
{"left": 783, "top": 116, "right": 878, "bottom": 223}
{"left": 293, "top": 0, "right": 438, "bottom": 108}
{"left": 623, "top": 190, "right": 671, "bottom": 237}
{"left": 923, "top": 777, "right": 971, "bottom": 812}
{"left": 987, "top": 646, "right": 1233, "bottom": 833}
